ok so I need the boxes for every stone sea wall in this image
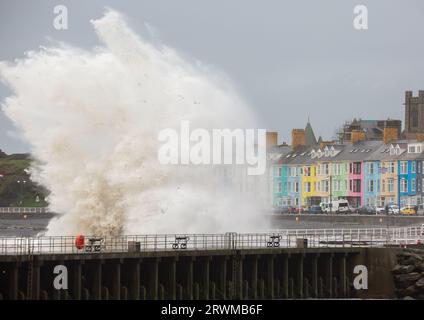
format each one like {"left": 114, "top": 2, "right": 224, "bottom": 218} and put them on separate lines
{"left": 392, "top": 248, "right": 424, "bottom": 299}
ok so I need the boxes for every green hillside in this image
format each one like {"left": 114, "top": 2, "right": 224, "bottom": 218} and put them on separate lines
{"left": 0, "top": 152, "right": 48, "bottom": 207}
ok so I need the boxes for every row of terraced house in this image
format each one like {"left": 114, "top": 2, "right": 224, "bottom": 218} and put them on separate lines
{"left": 270, "top": 131, "right": 424, "bottom": 210}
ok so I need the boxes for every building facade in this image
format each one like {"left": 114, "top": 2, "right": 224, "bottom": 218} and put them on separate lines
{"left": 271, "top": 140, "right": 424, "bottom": 209}
{"left": 363, "top": 160, "right": 380, "bottom": 207}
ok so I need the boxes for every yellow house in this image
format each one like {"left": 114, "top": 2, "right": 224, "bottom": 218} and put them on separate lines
{"left": 301, "top": 164, "right": 318, "bottom": 206}
{"left": 314, "top": 161, "right": 330, "bottom": 203}
{"left": 379, "top": 160, "right": 397, "bottom": 206}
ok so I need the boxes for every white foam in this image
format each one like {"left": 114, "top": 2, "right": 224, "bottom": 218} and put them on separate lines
{"left": 0, "top": 10, "right": 267, "bottom": 236}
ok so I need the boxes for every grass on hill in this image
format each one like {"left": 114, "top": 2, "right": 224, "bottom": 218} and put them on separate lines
{"left": 0, "top": 154, "right": 48, "bottom": 207}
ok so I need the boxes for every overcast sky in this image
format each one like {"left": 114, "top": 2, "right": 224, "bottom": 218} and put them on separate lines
{"left": 1, "top": 0, "right": 424, "bottom": 153}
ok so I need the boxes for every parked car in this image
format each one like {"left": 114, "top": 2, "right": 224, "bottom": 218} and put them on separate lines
{"left": 348, "top": 206, "right": 359, "bottom": 214}
{"left": 320, "top": 200, "right": 349, "bottom": 214}
{"left": 308, "top": 205, "right": 323, "bottom": 214}
{"left": 286, "top": 206, "right": 296, "bottom": 214}
{"left": 294, "top": 207, "right": 303, "bottom": 214}
{"left": 400, "top": 205, "right": 417, "bottom": 215}
{"left": 356, "top": 206, "right": 376, "bottom": 215}
{"left": 375, "top": 206, "right": 386, "bottom": 214}
{"left": 388, "top": 204, "right": 400, "bottom": 215}
{"left": 273, "top": 205, "right": 290, "bottom": 214}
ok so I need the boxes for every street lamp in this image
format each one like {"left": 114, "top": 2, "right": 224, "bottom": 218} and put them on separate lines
{"left": 329, "top": 175, "right": 333, "bottom": 215}
{"left": 328, "top": 174, "right": 336, "bottom": 229}
{"left": 16, "top": 180, "right": 26, "bottom": 207}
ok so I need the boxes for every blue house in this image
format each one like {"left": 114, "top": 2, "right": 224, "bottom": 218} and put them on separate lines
{"left": 272, "top": 164, "right": 287, "bottom": 206}
{"left": 398, "top": 159, "right": 417, "bottom": 207}
{"left": 272, "top": 163, "right": 301, "bottom": 207}
{"left": 285, "top": 165, "right": 302, "bottom": 207}
{"left": 363, "top": 160, "right": 380, "bottom": 207}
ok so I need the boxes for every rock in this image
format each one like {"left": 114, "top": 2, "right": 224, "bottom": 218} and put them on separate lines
{"left": 416, "top": 277, "right": 424, "bottom": 289}
{"left": 416, "top": 263, "right": 424, "bottom": 272}
{"left": 395, "top": 272, "right": 421, "bottom": 282}
{"left": 403, "top": 252, "right": 424, "bottom": 261}
{"left": 400, "top": 257, "right": 419, "bottom": 266}
{"left": 392, "top": 264, "right": 403, "bottom": 274}
{"left": 396, "top": 285, "right": 417, "bottom": 297}
{"left": 403, "top": 265, "right": 416, "bottom": 273}
{"left": 406, "top": 248, "right": 424, "bottom": 256}
{"left": 392, "top": 264, "right": 416, "bottom": 274}
{"left": 395, "top": 273, "right": 422, "bottom": 288}
{"left": 394, "top": 253, "right": 424, "bottom": 296}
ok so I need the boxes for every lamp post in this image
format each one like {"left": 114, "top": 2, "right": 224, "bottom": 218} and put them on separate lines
{"left": 16, "top": 179, "right": 26, "bottom": 207}
{"left": 386, "top": 194, "right": 390, "bottom": 243}
{"left": 329, "top": 175, "right": 333, "bottom": 215}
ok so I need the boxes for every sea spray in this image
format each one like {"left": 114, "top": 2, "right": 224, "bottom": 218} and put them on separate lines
{"left": 0, "top": 10, "right": 268, "bottom": 236}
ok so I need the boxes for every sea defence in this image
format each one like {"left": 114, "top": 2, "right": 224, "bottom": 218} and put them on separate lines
{"left": 0, "top": 230, "right": 413, "bottom": 300}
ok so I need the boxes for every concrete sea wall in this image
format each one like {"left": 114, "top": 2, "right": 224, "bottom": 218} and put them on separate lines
{"left": 0, "top": 247, "right": 401, "bottom": 300}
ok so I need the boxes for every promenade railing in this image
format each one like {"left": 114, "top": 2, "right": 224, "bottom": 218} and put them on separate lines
{"left": 0, "top": 225, "right": 423, "bottom": 255}
{"left": 0, "top": 207, "right": 47, "bottom": 214}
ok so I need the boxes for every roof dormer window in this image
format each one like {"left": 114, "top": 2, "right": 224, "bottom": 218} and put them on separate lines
{"left": 408, "top": 144, "right": 423, "bottom": 154}
{"left": 389, "top": 145, "right": 396, "bottom": 155}
{"left": 395, "top": 145, "right": 401, "bottom": 155}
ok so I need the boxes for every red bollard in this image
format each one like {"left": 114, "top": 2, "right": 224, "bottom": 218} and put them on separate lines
{"left": 75, "top": 235, "right": 85, "bottom": 250}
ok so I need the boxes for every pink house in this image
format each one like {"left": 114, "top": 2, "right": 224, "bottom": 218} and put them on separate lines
{"left": 348, "top": 161, "right": 364, "bottom": 207}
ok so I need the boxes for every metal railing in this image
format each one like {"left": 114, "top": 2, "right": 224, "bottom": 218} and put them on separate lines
{"left": 273, "top": 225, "right": 424, "bottom": 240}
{"left": 0, "top": 207, "right": 48, "bottom": 214}
{"left": 0, "top": 225, "right": 423, "bottom": 256}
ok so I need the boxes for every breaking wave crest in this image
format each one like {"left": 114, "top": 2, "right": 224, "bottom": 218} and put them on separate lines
{"left": 0, "top": 10, "right": 268, "bottom": 236}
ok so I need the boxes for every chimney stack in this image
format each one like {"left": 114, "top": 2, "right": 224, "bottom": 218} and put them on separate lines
{"left": 417, "top": 134, "right": 424, "bottom": 142}
{"left": 291, "top": 129, "right": 305, "bottom": 149}
{"left": 383, "top": 127, "right": 399, "bottom": 144}
{"left": 266, "top": 132, "right": 278, "bottom": 149}
{"left": 351, "top": 130, "right": 366, "bottom": 144}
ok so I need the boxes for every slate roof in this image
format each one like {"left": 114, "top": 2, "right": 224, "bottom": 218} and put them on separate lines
{"left": 272, "top": 138, "right": 424, "bottom": 166}
{"left": 331, "top": 140, "right": 383, "bottom": 162}
{"left": 277, "top": 145, "right": 315, "bottom": 165}
{"left": 366, "top": 142, "right": 407, "bottom": 161}
{"left": 305, "top": 122, "right": 317, "bottom": 146}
